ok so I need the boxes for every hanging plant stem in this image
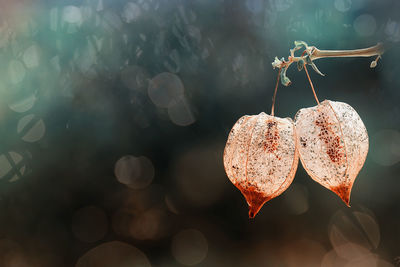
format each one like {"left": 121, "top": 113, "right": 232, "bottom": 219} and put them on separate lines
{"left": 270, "top": 66, "right": 282, "bottom": 116}
{"left": 303, "top": 63, "right": 320, "bottom": 105}
{"left": 272, "top": 42, "right": 385, "bottom": 86}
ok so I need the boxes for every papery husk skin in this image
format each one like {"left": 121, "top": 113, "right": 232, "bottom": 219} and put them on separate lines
{"left": 223, "top": 112, "right": 299, "bottom": 218}
{"left": 294, "top": 100, "right": 369, "bottom": 206}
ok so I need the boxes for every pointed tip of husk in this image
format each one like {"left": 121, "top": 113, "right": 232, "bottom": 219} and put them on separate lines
{"left": 330, "top": 184, "right": 351, "bottom": 207}
{"left": 248, "top": 199, "right": 270, "bottom": 218}
{"left": 240, "top": 188, "right": 270, "bottom": 219}
{"left": 340, "top": 194, "right": 351, "bottom": 207}
{"left": 248, "top": 204, "right": 263, "bottom": 219}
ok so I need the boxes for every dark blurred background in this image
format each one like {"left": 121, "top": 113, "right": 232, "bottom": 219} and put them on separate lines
{"left": 0, "top": 0, "right": 399, "bottom": 266}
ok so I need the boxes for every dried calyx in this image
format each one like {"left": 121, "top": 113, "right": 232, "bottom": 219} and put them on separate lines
{"left": 223, "top": 113, "right": 299, "bottom": 218}
{"left": 294, "top": 100, "right": 369, "bottom": 206}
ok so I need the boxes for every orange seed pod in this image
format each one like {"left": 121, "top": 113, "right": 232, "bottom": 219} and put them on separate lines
{"left": 294, "top": 100, "right": 369, "bottom": 205}
{"left": 223, "top": 112, "right": 299, "bottom": 218}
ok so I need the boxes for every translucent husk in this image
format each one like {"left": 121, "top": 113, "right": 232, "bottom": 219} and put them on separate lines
{"left": 294, "top": 100, "right": 369, "bottom": 205}
{"left": 223, "top": 113, "right": 299, "bottom": 218}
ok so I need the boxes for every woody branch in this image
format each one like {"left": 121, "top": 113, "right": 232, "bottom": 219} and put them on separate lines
{"left": 272, "top": 42, "right": 385, "bottom": 86}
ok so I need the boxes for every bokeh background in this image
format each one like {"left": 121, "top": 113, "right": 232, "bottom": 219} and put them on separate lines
{"left": 0, "top": 0, "right": 399, "bottom": 266}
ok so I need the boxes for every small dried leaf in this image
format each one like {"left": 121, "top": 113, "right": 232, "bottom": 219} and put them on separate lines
{"left": 309, "top": 61, "right": 325, "bottom": 76}
{"left": 223, "top": 113, "right": 299, "bottom": 218}
{"left": 297, "top": 59, "right": 304, "bottom": 71}
{"left": 280, "top": 67, "right": 291, "bottom": 86}
{"left": 294, "top": 40, "right": 308, "bottom": 49}
{"left": 294, "top": 100, "right": 369, "bottom": 205}
{"left": 271, "top": 57, "right": 284, "bottom": 69}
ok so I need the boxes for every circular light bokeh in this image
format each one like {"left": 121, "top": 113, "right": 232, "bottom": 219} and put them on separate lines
{"left": 114, "top": 155, "right": 155, "bottom": 189}
{"left": 171, "top": 229, "right": 208, "bottom": 266}
{"left": 167, "top": 97, "right": 195, "bottom": 126}
{"left": 148, "top": 72, "right": 184, "bottom": 108}
{"left": 75, "top": 241, "right": 151, "bottom": 267}
{"left": 334, "top": 0, "right": 352, "bottom": 12}
{"left": 8, "top": 93, "right": 37, "bottom": 113}
{"left": 17, "top": 114, "right": 46, "bottom": 142}
{"left": 0, "top": 151, "right": 26, "bottom": 182}
{"left": 353, "top": 14, "right": 376, "bottom": 37}
{"left": 329, "top": 209, "right": 380, "bottom": 260}
{"left": 129, "top": 208, "right": 169, "bottom": 240}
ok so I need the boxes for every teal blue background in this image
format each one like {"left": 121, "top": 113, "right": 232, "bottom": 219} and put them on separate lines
{"left": 0, "top": 0, "right": 399, "bottom": 266}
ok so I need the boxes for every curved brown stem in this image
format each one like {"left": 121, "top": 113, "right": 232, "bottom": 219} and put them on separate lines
{"left": 303, "top": 64, "right": 320, "bottom": 105}
{"left": 270, "top": 66, "right": 282, "bottom": 116}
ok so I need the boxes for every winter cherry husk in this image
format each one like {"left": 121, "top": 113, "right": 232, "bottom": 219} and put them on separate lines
{"left": 294, "top": 100, "right": 369, "bottom": 206}
{"left": 223, "top": 112, "right": 299, "bottom": 218}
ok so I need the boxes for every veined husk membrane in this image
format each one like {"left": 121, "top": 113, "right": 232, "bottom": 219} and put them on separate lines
{"left": 223, "top": 113, "right": 299, "bottom": 218}
{"left": 294, "top": 100, "right": 369, "bottom": 205}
